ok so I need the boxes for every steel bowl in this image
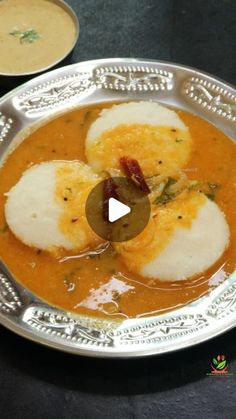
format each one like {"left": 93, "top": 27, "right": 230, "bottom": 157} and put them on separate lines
{"left": 0, "top": 0, "right": 79, "bottom": 78}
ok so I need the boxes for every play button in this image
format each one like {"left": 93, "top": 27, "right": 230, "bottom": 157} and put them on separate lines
{"left": 108, "top": 198, "right": 131, "bottom": 222}
{"left": 85, "top": 177, "right": 151, "bottom": 242}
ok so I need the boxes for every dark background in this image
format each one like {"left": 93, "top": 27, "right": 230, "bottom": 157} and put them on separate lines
{"left": 0, "top": 1, "right": 236, "bottom": 418}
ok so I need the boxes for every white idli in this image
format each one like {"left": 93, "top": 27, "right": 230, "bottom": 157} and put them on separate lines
{"left": 86, "top": 101, "right": 192, "bottom": 177}
{"left": 115, "top": 192, "right": 230, "bottom": 281}
{"left": 5, "top": 160, "right": 103, "bottom": 253}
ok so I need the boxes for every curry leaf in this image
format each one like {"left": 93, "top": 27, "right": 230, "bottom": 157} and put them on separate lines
{"left": 165, "top": 177, "right": 177, "bottom": 188}
{"left": 155, "top": 192, "right": 176, "bottom": 205}
{"left": 154, "top": 177, "right": 177, "bottom": 205}
{"left": 205, "top": 193, "right": 215, "bottom": 201}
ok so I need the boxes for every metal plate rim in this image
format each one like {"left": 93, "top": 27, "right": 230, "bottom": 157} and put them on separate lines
{"left": 0, "top": 57, "right": 235, "bottom": 358}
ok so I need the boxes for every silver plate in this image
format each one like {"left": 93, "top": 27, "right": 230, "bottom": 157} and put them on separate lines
{"left": 0, "top": 58, "right": 235, "bottom": 358}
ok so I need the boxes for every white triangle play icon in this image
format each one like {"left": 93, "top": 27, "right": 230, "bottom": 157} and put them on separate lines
{"left": 108, "top": 197, "right": 131, "bottom": 223}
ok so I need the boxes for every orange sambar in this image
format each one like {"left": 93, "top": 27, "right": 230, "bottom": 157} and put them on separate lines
{"left": 0, "top": 104, "right": 235, "bottom": 319}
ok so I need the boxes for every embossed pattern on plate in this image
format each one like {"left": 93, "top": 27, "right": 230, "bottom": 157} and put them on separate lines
{"left": 183, "top": 76, "right": 236, "bottom": 121}
{"left": 0, "top": 58, "right": 235, "bottom": 357}
{"left": 0, "top": 273, "right": 23, "bottom": 314}
{"left": 0, "top": 112, "right": 13, "bottom": 143}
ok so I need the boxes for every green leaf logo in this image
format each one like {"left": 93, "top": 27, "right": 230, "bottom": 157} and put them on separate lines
{"left": 217, "top": 360, "right": 226, "bottom": 370}
{"left": 209, "top": 355, "right": 231, "bottom": 376}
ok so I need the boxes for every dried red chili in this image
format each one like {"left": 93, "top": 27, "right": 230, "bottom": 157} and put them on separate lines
{"left": 103, "top": 177, "right": 119, "bottom": 221}
{"left": 120, "top": 156, "right": 150, "bottom": 194}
